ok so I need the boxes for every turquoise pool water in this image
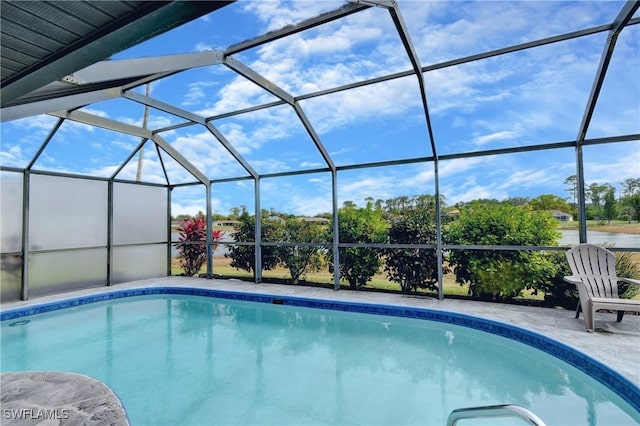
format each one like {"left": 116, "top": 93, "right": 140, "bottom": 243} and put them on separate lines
{"left": 1, "top": 293, "right": 638, "bottom": 425}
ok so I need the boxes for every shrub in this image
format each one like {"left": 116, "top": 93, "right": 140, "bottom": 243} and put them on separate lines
{"left": 531, "top": 250, "right": 578, "bottom": 309}
{"left": 175, "top": 218, "right": 224, "bottom": 276}
{"left": 384, "top": 208, "right": 439, "bottom": 293}
{"left": 277, "top": 218, "right": 326, "bottom": 283}
{"left": 226, "top": 214, "right": 281, "bottom": 273}
{"left": 608, "top": 247, "right": 640, "bottom": 299}
{"left": 447, "top": 202, "right": 560, "bottom": 300}
{"left": 329, "top": 203, "right": 388, "bottom": 289}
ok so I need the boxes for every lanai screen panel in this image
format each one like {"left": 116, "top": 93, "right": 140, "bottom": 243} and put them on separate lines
{"left": 425, "top": 33, "right": 607, "bottom": 155}
{"left": 163, "top": 126, "right": 251, "bottom": 181}
{"left": 260, "top": 172, "right": 332, "bottom": 223}
{"left": 586, "top": 25, "right": 640, "bottom": 139}
{"left": 442, "top": 149, "right": 579, "bottom": 205}
{"left": 113, "top": 183, "right": 167, "bottom": 245}
{"left": 0, "top": 172, "right": 23, "bottom": 253}
{"left": 113, "top": 140, "right": 168, "bottom": 185}
{"left": 30, "top": 119, "right": 144, "bottom": 178}
{"left": 213, "top": 105, "right": 329, "bottom": 175}
{"left": 28, "top": 248, "right": 107, "bottom": 297}
{"left": 0, "top": 115, "right": 60, "bottom": 168}
{"left": 404, "top": 1, "right": 624, "bottom": 65}
{"left": 27, "top": 174, "right": 108, "bottom": 296}
{"left": 112, "top": 182, "right": 168, "bottom": 283}
{"left": 300, "top": 75, "right": 432, "bottom": 166}
{"left": 29, "top": 175, "right": 107, "bottom": 250}
{"left": 338, "top": 163, "right": 436, "bottom": 215}
{"left": 232, "top": 3, "right": 412, "bottom": 96}
{"left": 583, "top": 143, "right": 640, "bottom": 248}
{"left": 0, "top": 171, "right": 23, "bottom": 301}
{"left": 150, "top": 67, "right": 281, "bottom": 120}
{"left": 112, "top": 245, "right": 166, "bottom": 284}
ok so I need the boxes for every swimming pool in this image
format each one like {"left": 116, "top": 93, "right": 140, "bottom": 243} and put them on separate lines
{"left": 1, "top": 287, "right": 639, "bottom": 425}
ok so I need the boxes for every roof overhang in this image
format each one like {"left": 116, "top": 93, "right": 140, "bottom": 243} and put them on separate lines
{"left": 0, "top": 0, "right": 234, "bottom": 107}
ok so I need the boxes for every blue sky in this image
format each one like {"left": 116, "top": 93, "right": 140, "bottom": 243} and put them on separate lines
{"left": 1, "top": 1, "right": 638, "bottom": 217}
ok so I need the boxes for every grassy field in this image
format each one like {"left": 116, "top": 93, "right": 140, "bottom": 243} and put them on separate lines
{"left": 172, "top": 256, "right": 545, "bottom": 301}
{"left": 556, "top": 220, "right": 640, "bottom": 234}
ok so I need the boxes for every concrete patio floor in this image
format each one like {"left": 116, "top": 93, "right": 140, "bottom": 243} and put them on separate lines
{"left": 2, "top": 276, "right": 639, "bottom": 387}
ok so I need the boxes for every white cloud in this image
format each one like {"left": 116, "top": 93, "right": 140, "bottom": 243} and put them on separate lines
{"left": 182, "top": 81, "right": 219, "bottom": 107}
{"left": 195, "top": 74, "right": 279, "bottom": 117}
{"left": 195, "top": 42, "right": 213, "bottom": 52}
{"left": 241, "top": 0, "right": 344, "bottom": 32}
{"left": 472, "top": 126, "right": 522, "bottom": 146}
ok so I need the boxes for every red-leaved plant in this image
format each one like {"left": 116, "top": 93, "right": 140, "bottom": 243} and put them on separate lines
{"left": 175, "top": 218, "right": 224, "bottom": 276}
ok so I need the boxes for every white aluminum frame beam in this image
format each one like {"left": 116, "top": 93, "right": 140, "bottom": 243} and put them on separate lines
{"left": 124, "top": 90, "right": 258, "bottom": 179}
{"left": 223, "top": 56, "right": 336, "bottom": 171}
{"left": 225, "top": 2, "right": 369, "bottom": 55}
{"left": 204, "top": 122, "right": 259, "bottom": 179}
{"left": 48, "top": 109, "right": 208, "bottom": 185}
{"left": 2, "top": 51, "right": 225, "bottom": 122}
{"left": 67, "top": 51, "right": 224, "bottom": 85}
{"left": 384, "top": 2, "right": 445, "bottom": 297}
{"left": 2, "top": 88, "right": 122, "bottom": 122}
{"left": 224, "top": 57, "right": 295, "bottom": 104}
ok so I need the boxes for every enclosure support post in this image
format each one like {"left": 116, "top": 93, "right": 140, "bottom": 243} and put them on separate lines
{"left": 206, "top": 182, "right": 213, "bottom": 278}
{"left": 20, "top": 170, "right": 30, "bottom": 300}
{"left": 434, "top": 161, "right": 444, "bottom": 300}
{"left": 107, "top": 180, "right": 114, "bottom": 285}
{"left": 255, "top": 177, "right": 262, "bottom": 283}
{"left": 575, "top": 147, "right": 587, "bottom": 243}
{"left": 332, "top": 170, "right": 340, "bottom": 290}
{"left": 167, "top": 187, "right": 172, "bottom": 277}
{"left": 386, "top": 2, "right": 444, "bottom": 298}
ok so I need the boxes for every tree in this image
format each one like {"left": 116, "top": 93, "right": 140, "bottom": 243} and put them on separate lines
{"left": 503, "top": 196, "right": 530, "bottom": 207}
{"left": 621, "top": 178, "right": 640, "bottom": 198}
{"left": 384, "top": 208, "right": 439, "bottom": 294}
{"left": 603, "top": 186, "right": 617, "bottom": 224}
{"left": 329, "top": 202, "right": 388, "bottom": 289}
{"left": 529, "top": 194, "right": 571, "bottom": 213}
{"left": 564, "top": 175, "right": 577, "bottom": 206}
{"left": 620, "top": 179, "right": 640, "bottom": 222}
{"left": 587, "top": 183, "right": 608, "bottom": 209}
{"left": 623, "top": 194, "right": 640, "bottom": 222}
{"left": 277, "top": 218, "right": 326, "bottom": 283}
{"left": 446, "top": 202, "right": 560, "bottom": 300}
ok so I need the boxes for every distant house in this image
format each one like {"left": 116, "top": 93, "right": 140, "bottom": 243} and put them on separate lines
{"left": 551, "top": 210, "right": 573, "bottom": 222}
{"left": 213, "top": 220, "right": 241, "bottom": 228}
{"left": 298, "top": 216, "right": 330, "bottom": 224}
{"left": 445, "top": 209, "right": 460, "bottom": 217}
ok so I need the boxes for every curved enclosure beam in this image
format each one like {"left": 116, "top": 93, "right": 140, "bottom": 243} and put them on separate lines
{"left": 574, "top": 0, "right": 640, "bottom": 243}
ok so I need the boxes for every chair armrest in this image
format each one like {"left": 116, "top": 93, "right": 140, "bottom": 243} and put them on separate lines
{"left": 563, "top": 276, "right": 583, "bottom": 285}
{"left": 618, "top": 277, "right": 640, "bottom": 287}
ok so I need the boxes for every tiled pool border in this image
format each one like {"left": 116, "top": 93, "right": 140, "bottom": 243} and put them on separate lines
{"left": 2, "top": 285, "right": 639, "bottom": 413}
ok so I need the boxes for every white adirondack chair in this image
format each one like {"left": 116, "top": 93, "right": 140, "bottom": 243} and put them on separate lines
{"left": 564, "top": 243, "right": 640, "bottom": 332}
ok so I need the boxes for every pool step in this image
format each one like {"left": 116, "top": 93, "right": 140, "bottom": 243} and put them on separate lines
{"left": 447, "top": 404, "right": 546, "bottom": 426}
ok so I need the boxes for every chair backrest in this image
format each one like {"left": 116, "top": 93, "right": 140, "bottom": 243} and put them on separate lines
{"left": 565, "top": 243, "right": 618, "bottom": 298}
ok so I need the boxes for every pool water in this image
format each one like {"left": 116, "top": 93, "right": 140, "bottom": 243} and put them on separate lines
{"left": 1, "top": 294, "right": 638, "bottom": 425}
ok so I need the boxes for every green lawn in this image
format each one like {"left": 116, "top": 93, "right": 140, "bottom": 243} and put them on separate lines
{"left": 172, "top": 257, "right": 545, "bottom": 301}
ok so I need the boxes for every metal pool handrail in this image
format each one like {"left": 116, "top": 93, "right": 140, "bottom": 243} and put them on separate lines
{"left": 447, "top": 404, "right": 546, "bottom": 426}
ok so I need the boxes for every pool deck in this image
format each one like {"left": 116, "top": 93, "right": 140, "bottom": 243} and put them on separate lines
{"left": 2, "top": 276, "right": 639, "bottom": 387}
